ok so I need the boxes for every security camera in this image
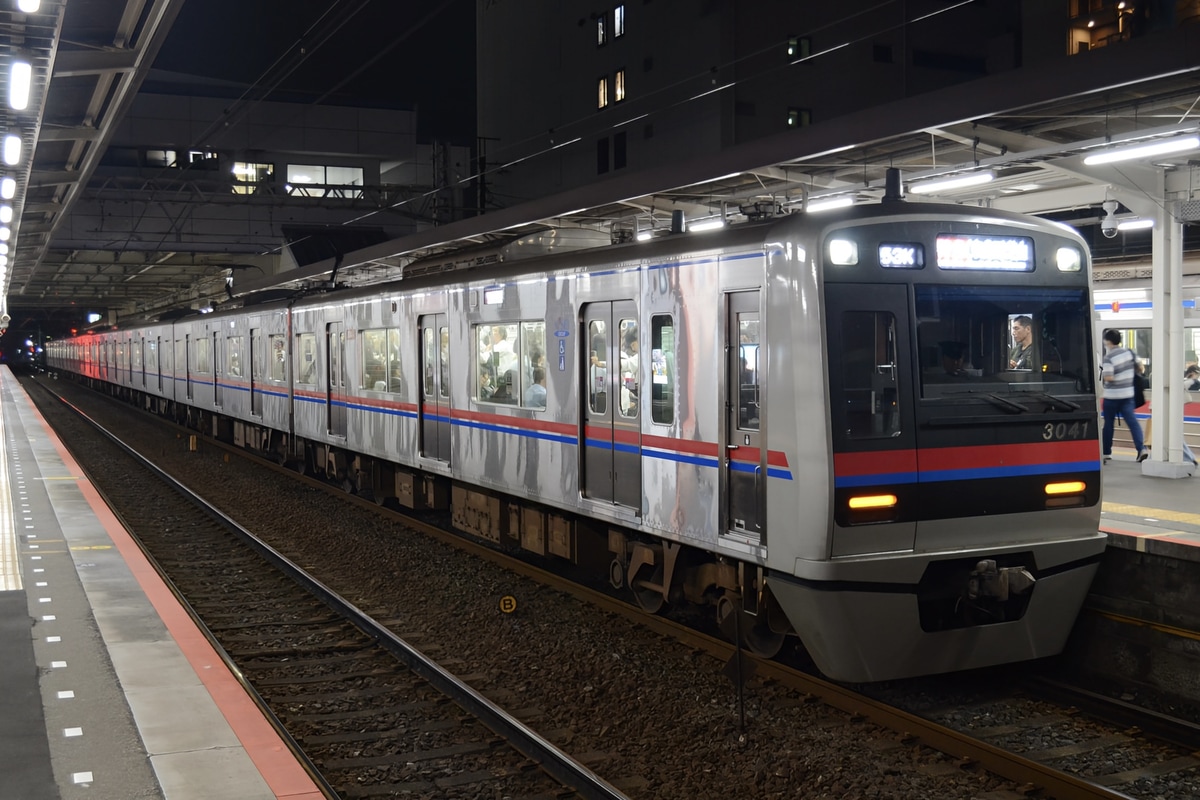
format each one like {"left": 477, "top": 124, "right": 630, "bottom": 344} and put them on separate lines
{"left": 1101, "top": 200, "right": 1119, "bottom": 239}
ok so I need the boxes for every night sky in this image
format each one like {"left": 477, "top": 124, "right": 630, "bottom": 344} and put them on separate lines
{"left": 150, "top": 0, "right": 476, "bottom": 143}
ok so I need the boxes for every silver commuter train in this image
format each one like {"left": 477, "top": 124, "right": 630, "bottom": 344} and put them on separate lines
{"left": 47, "top": 196, "right": 1108, "bottom": 682}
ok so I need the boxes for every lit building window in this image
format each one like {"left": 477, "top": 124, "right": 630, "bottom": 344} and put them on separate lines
{"left": 597, "top": 14, "right": 607, "bottom": 45}
{"left": 232, "top": 162, "right": 274, "bottom": 195}
{"left": 787, "top": 107, "right": 812, "bottom": 128}
{"left": 188, "top": 149, "right": 219, "bottom": 170}
{"left": 787, "top": 36, "right": 811, "bottom": 59}
{"left": 615, "top": 5, "right": 625, "bottom": 37}
{"left": 145, "top": 149, "right": 177, "bottom": 168}
{"left": 615, "top": 69, "right": 626, "bottom": 102}
{"left": 285, "top": 164, "right": 365, "bottom": 198}
{"left": 598, "top": 76, "right": 609, "bottom": 109}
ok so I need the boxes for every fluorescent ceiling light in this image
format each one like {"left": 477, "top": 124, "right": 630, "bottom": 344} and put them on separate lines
{"left": 1082, "top": 134, "right": 1200, "bottom": 165}
{"left": 636, "top": 231, "right": 653, "bottom": 241}
{"left": 3, "top": 134, "right": 20, "bottom": 166}
{"left": 17, "top": 0, "right": 41, "bottom": 11}
{"left": 0, "top": 205, "right": 10, "bottom": 224}
{"left": 9, "top": 61, "right": 31, "bottom": 110}
{"left": 909, "top": 170, "right": 994, "bottom": 194}
{"left": 0, "top": 177, "right": 14, "bottom": 199}
{"left": 1116, "top": 218, "right": 1153, "bottom": 231}
{"left": 0, "top": 227, "right": 10, "bottom": 241}
{"left": 806, "top": 196, "right": 854, "bottom": 213}
{"left": 689, "top": 218, "right": 725, "bottom": 232}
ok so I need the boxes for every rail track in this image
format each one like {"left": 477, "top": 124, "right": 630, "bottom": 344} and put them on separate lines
{"left": 28, "top": 378, "right": 627, "bottom": 799}
{"left": 25, "top": 371, "right": 1200, "bottom": 799}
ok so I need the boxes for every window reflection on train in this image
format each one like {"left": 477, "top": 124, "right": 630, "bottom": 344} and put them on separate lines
{"left": 917, "top": 286, "right": 1094, "bottom": 402}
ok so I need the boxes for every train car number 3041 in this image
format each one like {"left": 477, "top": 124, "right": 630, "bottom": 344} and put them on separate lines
{"left": 1042, "top": 421, "right": 1091, "bottom": 441}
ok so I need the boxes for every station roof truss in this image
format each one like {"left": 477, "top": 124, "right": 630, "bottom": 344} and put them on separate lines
{"left": 4, "top": 3, "right": 1200, "bottom": 327}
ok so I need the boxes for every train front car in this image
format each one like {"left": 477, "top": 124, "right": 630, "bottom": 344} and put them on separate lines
{"left": 766, "top": 201, "right": 1106, "bottom": 683}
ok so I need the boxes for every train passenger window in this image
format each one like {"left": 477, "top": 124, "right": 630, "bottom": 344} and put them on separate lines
{"left": 651, "top": 315, "right": 674, "bottom": 424}
{"left": 194, "top": 336, "right": 211, "bottom": 374}
{"left": 521, "top": 321, "right": 547, "bottom": 409}
{"left": 841, "top": 311, "right": 900, "bottom": 439}
{"left": 227, "top": 336, "right": 243, "bottom": 377}
{"left": 387, "top": 329, "right": 403, "bottom": 393}
{"left": 269, "top": 335, "right": 286, "bottom": 381}
{"left": 738, "top": 316, "right": 760, "bottom": 430}
{"left": 296, "top": 333, "right": 316, "bottom": 384}
{"left": 423, "top": 328, "right": 436, "bottom": 397}
{"left": 439, "top": 327, "right": 450, "bottom": 399}
{"left": 618, "top": 319, "right": 638, "bottom": 418}
{"left": 132, "top": 340, "right": 142, "bottom": 370}
{"left": 361, "top": 328, "right": 387, "bottom": 390}
{"left": 588, "top": 321, "right": 607, "bottom": 414}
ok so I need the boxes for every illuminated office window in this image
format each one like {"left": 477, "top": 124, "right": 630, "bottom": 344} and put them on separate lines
{"left": 597, "top": 77, "right": 609, "bottom": 109}
{"left": 597, "top": 14, "right": 607, "bottom": 45}
{"left": 232, "top": 162, "right": 274, "bottom": 195}
{"left": 286, "top": 164, "right": 364, "bottom": 198}
{"left": 787, "top": 107, "right": 812, "bottom": 128}
{"left": 145, "top": 149, "right": 177, "bottom": 168}
{"left": 787, "top": 36, "right": 811, "bottom": 59}
{"left": 614, "top": 5, "right": 625, "bottom": 37}
{"left": 615, "top": 69, "right": 626, "bottom": 102}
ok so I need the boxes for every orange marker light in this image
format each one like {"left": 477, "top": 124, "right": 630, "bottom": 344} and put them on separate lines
{"left": 848, "top": 494, "right": 898, "bottom": 510}
{"left": 1045, "top": 481, "right": 1086, "bottom": 495}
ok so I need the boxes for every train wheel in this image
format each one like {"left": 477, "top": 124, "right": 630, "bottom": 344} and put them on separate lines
{"left": 716, "top": 596, "right": 785, "bottom": 659}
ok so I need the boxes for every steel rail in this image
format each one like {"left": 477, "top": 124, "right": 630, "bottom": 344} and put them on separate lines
{"left": 40, "top": 382, "right": 630, "bottom": 800}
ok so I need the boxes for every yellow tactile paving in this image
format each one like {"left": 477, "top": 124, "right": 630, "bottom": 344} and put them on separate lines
{"left": 1102, "top": 502, "right": 1200, "bottom": 527}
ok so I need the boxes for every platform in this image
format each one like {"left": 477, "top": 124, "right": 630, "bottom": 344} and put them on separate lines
{"left": 0, "top": 366, "right": 323, "bottom": 800}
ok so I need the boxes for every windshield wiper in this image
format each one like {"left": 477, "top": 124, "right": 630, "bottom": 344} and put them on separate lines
{"left": 929, "top": 389, "right": 1026, "bottom": 413}
{"left": 985, "top": 393, "right": 1027, "bottom": 413}
{"left": 1017, "top": 391, "right": 1080, "bottom": 411}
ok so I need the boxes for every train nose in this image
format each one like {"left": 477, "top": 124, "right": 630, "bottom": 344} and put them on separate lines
{"left": 967, "top": 558, "right": 1035, "bottom": 602}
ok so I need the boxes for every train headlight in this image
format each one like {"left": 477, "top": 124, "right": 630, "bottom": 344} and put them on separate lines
{"left": 1055, "top": 247, "right": 1082, "bottom": 272}
{"left": 828, "top": 238, "right": 858, "bottom": 266}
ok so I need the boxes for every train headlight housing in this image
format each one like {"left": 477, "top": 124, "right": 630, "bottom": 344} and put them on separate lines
{"left": 1055, "top": 247, "right": 1082, "bottom": 272}
{"left": 828, "top": 238, "right": 858, "bottom": 266}
{"left": 1044, "top": 480, "right": 1086, "bottom": 508}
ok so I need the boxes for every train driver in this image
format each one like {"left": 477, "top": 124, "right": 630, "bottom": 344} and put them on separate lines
{"left": 1008, "top": 315, "right": 1037, "bottom": 370}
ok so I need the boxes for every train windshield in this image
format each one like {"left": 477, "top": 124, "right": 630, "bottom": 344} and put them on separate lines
{"left": 916, "top": 285, "right": 1094, "bottom": 400}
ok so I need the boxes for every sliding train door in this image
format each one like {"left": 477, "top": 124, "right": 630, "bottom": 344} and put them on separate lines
{"left": 419, "top": 314, "right": 452, "bottom": 463}
{"left": 327, "top": 322, "right": 346, "bottom": 437}
{"left": 724, "top": 291, "right": 765, "bottom": 544}
{"left": 581, "top": 301, "right": 641, "bottom": 509}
